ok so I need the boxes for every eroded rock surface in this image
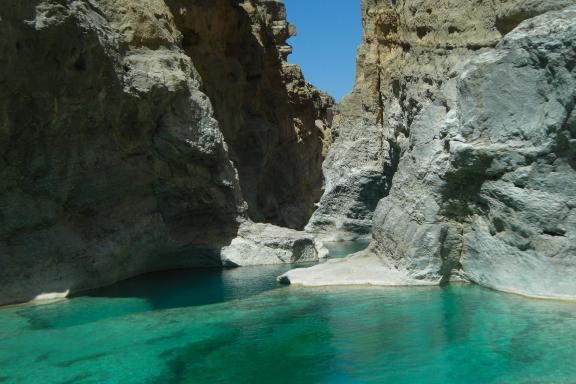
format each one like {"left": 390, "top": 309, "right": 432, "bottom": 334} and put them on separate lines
{"left": 306, "top": 1, "right": 396, "bottom": 239}
{"left": 289, "top": 1, "right": 576, "bottom": 299}
{"left": 0, "top": 0, "right": 331, "bottom": 305}
{"left": 167, "top": 0, "right": 333, "bottom": 229}
{"left": 450, "top": 9, "right": 576, "bottom": 298}
{"left": 221, "top": 221, "right": 327, "bottom": 266}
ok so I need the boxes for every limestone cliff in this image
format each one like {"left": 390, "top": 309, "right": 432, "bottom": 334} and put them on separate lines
{"left": 284, "top": 0, "right": 576, "bottom": 299}
{"left": 167, "top": 0, "right": 333, "bottom": 229}
{"left": 0, "top": 0, "right": 332, "bottom": 305}
{"left": 306, "top": 0, "right": 396, "bottom": 239}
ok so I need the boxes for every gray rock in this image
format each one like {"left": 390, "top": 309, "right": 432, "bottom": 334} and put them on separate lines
{"left": 452, "top": 6, "right": 576, "bottom": 299}
{"left": 0, "top": 0, "right": 244, "bottom": 306}
{"left": 221, "top": 221, "right": 327, "bottom": 266}
{"left": 168, "top": 0, "right": 334, "bottom": 230}
{"left": 278, "top": 246, "right": 434, "bottom": 286}
{"left": 286, "top": 2, "right": 576, "bottom": 300}
{"left": 305, "top": 1, "right": 398, "bottom": 240}
{"left": 305, "top": 101, "right": 390, "bottom": 240}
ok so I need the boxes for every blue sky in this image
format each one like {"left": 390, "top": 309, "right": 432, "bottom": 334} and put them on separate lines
{"left": 284, "top": 0, "right": 362, "bottom": 101}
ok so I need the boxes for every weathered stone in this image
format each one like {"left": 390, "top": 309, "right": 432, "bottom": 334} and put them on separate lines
{"left": 167, "top": 0, "right": 334, "bottom": 229}
{"left": 452, "top": 7, "right": 576, "bottom": 299}
{"left": 0, "top": 0, "right": 331, "bottom": 306}
{"left": 221, "top": 221, "right": 327, "bottom": 266}
{"left": 278, "top": 246, "right": 433, "bottom": 286}
{"left": 288, "top": 1, "right": 576, "bottom": 300}
{"left": 305, "top": 0, "right": 395, "bottom": 239}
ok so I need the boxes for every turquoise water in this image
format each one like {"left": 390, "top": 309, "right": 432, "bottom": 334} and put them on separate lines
{"left": 1, "top": 248, "right": 576, "bottom": 383}
{"left": 324, "top": 239, "right": 371, "bottom": 258}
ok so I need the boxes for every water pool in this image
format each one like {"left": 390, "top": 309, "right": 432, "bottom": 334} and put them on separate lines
{"left": 1, "top": 247, "right": 575, "bottom": 384}
{"left": 323, "top": 239, "right": 371, "bottom": 258}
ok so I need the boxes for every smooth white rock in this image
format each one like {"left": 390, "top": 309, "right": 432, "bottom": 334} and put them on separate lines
{"left": 278, "top": 248, "right": 438, "bottom": 287}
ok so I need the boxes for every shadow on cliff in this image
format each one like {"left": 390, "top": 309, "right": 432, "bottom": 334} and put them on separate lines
{"left": 165, "top": 0, "right": 332, "bottom": 230}
{"left": 75, "top": 264, "right": 292, "bottom": 312}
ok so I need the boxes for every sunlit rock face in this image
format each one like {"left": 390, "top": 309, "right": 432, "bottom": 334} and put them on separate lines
{"left": 0, "top": 0, "right": 331, "bottom": 305}
{"left": 221, "top": 221, "right": 327, "bottom": 267}
{"left": 306, "top": 0, "right": 396, "bottom": 239}
{"left": 309, "top": 0, "right": 575, "bottom": 240}
{"left": 288, "top": 1, "right": 576, "bottom": 299}
{"left": 449, "top": 9, "right": 576, "bottom": 298}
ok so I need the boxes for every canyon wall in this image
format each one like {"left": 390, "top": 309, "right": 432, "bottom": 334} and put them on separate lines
{"left": 284, "top": 0, "right": 576, "bottom": 299}
{"left": 306, "top": 0, "right": 396, "bottom": 239}
{"left": 0, "top": 0, "right": 331, "bottom": 305}
{"left": 166, "top": 0, "right": 333, "bottom": 229}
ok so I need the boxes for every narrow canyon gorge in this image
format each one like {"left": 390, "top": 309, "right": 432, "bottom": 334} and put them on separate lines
{"left": 0, "top": 0, "right": 575, "bottom": 306}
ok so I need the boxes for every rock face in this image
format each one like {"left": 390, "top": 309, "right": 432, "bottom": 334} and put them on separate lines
{"left": 448, "top": 9, "right": 576, "bottom": 298}
{"left": 0, "top": 0, "right": 331, "bottom": 305}
{"left": 306, "top": 0, "right": 397, "bottom": 239}
{"left": 167, "top": 0, "right": 333, "bottom": 229}
{"left": 285, "top": 1, "right": 576, "bottom": 299}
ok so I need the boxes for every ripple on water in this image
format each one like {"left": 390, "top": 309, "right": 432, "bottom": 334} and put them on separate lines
{"left": 0, "top": 247, "right": 575, "bottom": 384}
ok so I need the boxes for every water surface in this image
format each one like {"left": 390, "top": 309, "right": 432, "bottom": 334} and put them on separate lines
{"left": 324, "top": 239, "right": 371, "bottom": 258}
{"left": 1, "top": 245, "right": 575, "bottom": 384}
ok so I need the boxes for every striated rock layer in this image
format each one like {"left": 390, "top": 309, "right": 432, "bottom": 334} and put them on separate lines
{"left": 285, "top": 1, "right": 576, "bottom": 299}
{"left": 0, "top": 0, "right": 331, "bottom": 305}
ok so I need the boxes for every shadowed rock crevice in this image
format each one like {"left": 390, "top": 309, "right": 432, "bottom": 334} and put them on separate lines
{"left": 166, "top": 0, "right": 333, "bottom": 230}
